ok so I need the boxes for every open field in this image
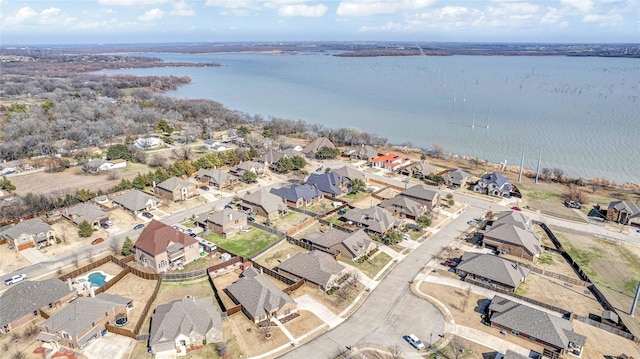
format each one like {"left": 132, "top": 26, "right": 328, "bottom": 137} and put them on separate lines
{"left": 253, "top": 240, "right": 309, "bottom": 269}
{"left": 205, "top": 228, "right": 282, "bottom": 258}
{"left": 102, "top": 273, "right": 158, "bottom": 331}
{"left": 573, "top": 320, "right": 640, "bottom": 359}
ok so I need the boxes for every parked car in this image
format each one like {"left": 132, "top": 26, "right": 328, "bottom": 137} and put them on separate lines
{"left": 247, "top": 217, "right": 255, "bottom": 222}
{"left": 337, "top": 209, "right": 346, "bottom": 215}
{"left": 4, "top": 274, "right": 27, "bottom": 286}
{"left": 443, "top": 259, "right": 457, "bottom": 267}
{"left": 201, "top": 186, "right": 210, "bottom": 191}
{"left": 188, "top": 232, "right": 197, "bottom": 238}
{"left": 134, "top": 224, "right": 145, "bottom": 230}
{"left": 404, "top": 334, "right": 425, "bottom": 350}
{"left": 105, "top": 220, "right": 113, "bottom": 226}
{"left": 91, "top": 237, "right": 105, "bottom": 245}
{"left": 224, "top": 204, "right": 233, "bottom": 209}
{"left": 316, "top": 166, "right": 323, "bottom": 172}
{"left": 101, "top": 223, "right": 110, "bottom": 229}
{"left": 142, "top": 211, "right": 154, "bottom": 219}
{"left": 511, "top": 206, "right": 522, "bottom": 211}
{"left": 467, "top": 219, "right": 477, "bottom": 225}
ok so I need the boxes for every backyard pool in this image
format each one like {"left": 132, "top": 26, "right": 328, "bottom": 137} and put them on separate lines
{"left": 88, "top": 272, "right": 106, "bottom": 287}
{"left": 76, "top": 270, "right": 113, "bottom": 289}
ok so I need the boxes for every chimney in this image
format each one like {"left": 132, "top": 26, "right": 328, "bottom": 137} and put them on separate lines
{"left": 89, "top": 286, "right": 95, "bottom": 298}
{"left": 228, "top": 213, "right": 232, "bottom": 221}
{"left": 260, "top": 267, "right": 263, "bottom": 275}
{"left": 152, "top": 181, "right": 156, "bottom": 188}
{"left": 287, "top": 253, "right": 290, "bottom": 259}
{"left": 67, "top": 277, "right": 73, "bottom": 292}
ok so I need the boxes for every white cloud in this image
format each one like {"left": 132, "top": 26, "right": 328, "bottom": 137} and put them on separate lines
{"left": 359, "top": 21, "right": 404, "bottom": 32}
{"left": 138, "top": 8, "right": 164, "bottom": 21}
{"left": 583, "top": 11, "right": 624, "bottom": 24}
{"left": 540, "top": 7, "right": 560, "bottom": 24}
{"left": 560, "top": 0, "right": 594, "bottom": 13}
{"left": 170, "top": 1, "right": 194, "bottom": 16}
{"left": 5, "top": 7, "right": 38, "bottom": 25}
{"left": 98, "top": 0, "right": 169, "bottom": 5}
{"left": 278, "top": 4, "right": 328, "bottom": 17}
{"left": 40, "top": 7, "right": 62, "bottom": 17}
{"left": 205, "top": 0, "right": 260, "bottom": 10}
{"left": 337, "top": 0, "right": 436, "bottom": 16}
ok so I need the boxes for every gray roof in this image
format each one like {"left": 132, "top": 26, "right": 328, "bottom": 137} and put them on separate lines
{"left": 112, "top": 189, "right": 159, "bottom": 212}
{"left": 399, "top": 185, "right": 439, "bottom": 203}
{"left": 232, "top": 161, "right": 264, "bottom": 173}
{"left": 150, "top": 297, "right": 221, "bottom": 349}
{"left": 156, "top": 177, "right": 194, "bottom": 192}
{"left": 493, "top": 211, "right": 531, "bottom": 230}
{"left": 0, "top": 279, "right": 74, "bottom": 327}
{"left": 457, "top": 253, "right": 530, "bottom": 288}
{"left": 303, "top": 137, "right": 335, "bottom": 154}
{"left": 332, "top": 165, "right": 365, "bottom": 182}
{"left": 63, "top": 203, "right": 107, "bottom": 225}
{"left": 195, "top": 168, "right": 235, "bottom": 186}
{"left": 490, "top": 295, "right": 586, "bottom": 349}
{"left": 480, "top": 172, "right": 513, "bottom": 191}
{"left": 484, "top": 223, "right": 541, "bottom": 256}
{"left": 0, "top": 218, "right": 53, "bottom": 241}
{"left": 380, "top": 196, "right": 426, "bottom": 218}
{"left": 342, "top": 206, "right": 397, "bottom": 234}
{"left": 205, "top": 209, "right": 247, "bottom": 226}
{"left": 41, "top": 295, "right": 130, "bottom": 337}
{"left": 444, "top": 169, "right": 471, "bottom": 185}
{"left": 277, "top": 251, "right": 345, "bottom": 287}
{"left": 303, "top": 229, "right": 374, "bottom": 259}
{"left": 360, "top": 145, "right": 378, "bottom": 159}
{"left": 226, "top": 267, "right": 294, "bottom": 319}
{"left": 95, "top": 293, "right": 131, "bottom": 306}
{"left": 257, "top": 149, "right": 297, "bottom": 164}
{"left": 242, "top": 190, "right": 286, "bottom": 214}
{"left": 407, "top": 160, "right": 437, "bottom": 176}
{"left": 305, "top": 173, "right": 343, "bottom": 196}
{"left": 504, "top": 350, "right": 530, "bottom": 359}
{"left": 270, "top": 184, "right": 324, "bottom": 203}
{"left": 608, "top": 200, "right": 640, "bottom": 217}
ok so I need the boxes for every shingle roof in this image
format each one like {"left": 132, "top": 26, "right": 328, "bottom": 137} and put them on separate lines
{"left": 226, "top": 267, "right": 294, "bottom": 319}
{"left": 305, "top": 173, "right": 342, "bottom": 195}
{"left": 489, "top": 295, "right": 586, "bottom": 349}
{"left": 63, "top": 203, "right": 107, "bottom": 225}
{"left": 360, "top": 145, "right": 378, "bottom": 159}
{"left": 332, "top": 165, "right": 365, "bottom": 182}
{"left": 150, "top": 297, "right": 221, "bottom": 349}
{"left": 134, "top": 220, "right": 198, "bottom": 256}
{"left": 493, "top": 211, "right": 531, "bottom": 230}
{"left": 156, "top": 177, "right": 194, "bottom": 192}
{"left": 380, "top": 196, "right": 426, "bottom": 218}
{"left": 303, "top": 229, "right": 374, "bottom": 258}
{"left": 41, "top": 295, "right": 130, "bottom": 337}
{"left": 408, "top": 160, "right": 437, "bottom": 176}
{"left": 0, "top": 279, "right": 73, "bottom": 327}
{"left": 0, "top": 218, "right": 52, "bottom": 241}
{"left": 242, "top": 190, "right": 286, "bottom": 215}
{"left": 444, "top": 169, "right": 471, "bottom": 185}
{"left": 206, "top": 209, "right": 247, "bottom": 226}
{"left": 195, "top": 168, "right": 235, "bottom": 186}
{"left": 399, "top": 185, "right": 439, "bottom": 202}
{"left": 480, "top": 172, "right": 512, "bottom": 189}
{"left": 303, "top": 137, "right": 335, "bottom": 154}
{"left": 112, "top": 189, "right": 159, "bottom": 212}
{"left": 504, "top": 350, "right": 530, "bottom": 359}
{"left": 457, "top": 253, "right": 530, "bottom": 288}
{"left": 256, "top": 149, "right": 295, "bottom": 164}
{"left": 277, "top": 251, "right": 345, "bottom": 287}
{"left": 484, "top": 223, "right": 542, "bottom": 256}
{"left": 270, "top": 184, "right": 323, "bottom": 203}
{"left": 233, "top": 161, "right": 264, "bottom": 172}
{"left": 608, "top": 200, "right": 640, "bottom": 217}
{"left": 342, "top": 206, "right": 397, "bottom": 234}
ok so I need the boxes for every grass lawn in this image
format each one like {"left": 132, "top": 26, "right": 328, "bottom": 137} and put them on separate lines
{"left": 181, "top": 219, "right": 197, "bottom": 228}
{"left": 343, "top": 191, "right": 365, "bottom": 200}
{"left": 342, "top": 251, "right": 392, "bottom": 278}
{"left": 205, "top": 229, "right": 282, "bottom": 258}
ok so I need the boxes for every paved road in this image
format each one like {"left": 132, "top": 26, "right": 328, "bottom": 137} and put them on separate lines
{"left": 279, "top": 206, "right": 486, "bottom": 359}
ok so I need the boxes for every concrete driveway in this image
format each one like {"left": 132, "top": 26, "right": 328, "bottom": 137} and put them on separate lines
{"left": 20, "top": 247, "right": 49, "bottom": 264}
{"left": 295, "top": 294, "right": 343, "bottom": 329}
{"left": 82, "top": 333, "right": 136, "bottom": 359}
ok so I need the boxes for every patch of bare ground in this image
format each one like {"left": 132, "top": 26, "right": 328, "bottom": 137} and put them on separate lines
{"left": 291, "top": 283, "right": 360, "bottom": 315}
{"left": 253, "top": 240, "right": 309, "bottom": 269}
{"left": 0, "top": 317, "right": 46, "bottom": 359}
{"left": 102, "top": 273, "right": 157, "bottom": 331}
{"left": 348, "top": 195, "right": 381, "bottom": 209}
{"left": 283, "top": 310, "right": 326, "bottom": 339}
{"left": 419, "top": 282, "right": 546, "bottom": 354}
{"left": 572, "top": 320, "right": 640, "bottom": 359}
{"left": 226, "top": 312, "right": 289, "bottom": 358}
{"left": 212, "top": 270, "right": 242, "bottom": 310}
{"left": 433, "top": 335, "right": 496, "bottom": 359}
{"left": 272, "top": 211, "right": 313, "bottom": 234}
{"left": 499, "top": 251, "right": 581, "bottom": 279}
{"left": 0, "top": 241, "right": 30, "bottom": 275}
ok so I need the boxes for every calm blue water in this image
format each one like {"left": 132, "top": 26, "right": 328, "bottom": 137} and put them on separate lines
{"left": 99, "top": 53, "right": 640, "bottom": 183}
{"left": 88, "top": 272, "right": 106, "bottom": 287}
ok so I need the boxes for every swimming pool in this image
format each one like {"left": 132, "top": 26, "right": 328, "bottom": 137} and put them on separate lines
{"left": 88, "top": 272, "right": 106, "bottom": 287}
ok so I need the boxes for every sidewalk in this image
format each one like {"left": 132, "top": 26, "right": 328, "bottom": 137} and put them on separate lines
{"left": 295, "top": 294, "right": 344, "bottom": 329}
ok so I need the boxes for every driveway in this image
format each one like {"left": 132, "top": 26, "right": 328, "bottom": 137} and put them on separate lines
{"left": 20, "top": 247, "right": 49, "bottom": 264}
{"left": 295, "top": 294, "right": 343, "bottom": 329}
{"left": 82, "top": 333, "right": 136, "bottom": 359}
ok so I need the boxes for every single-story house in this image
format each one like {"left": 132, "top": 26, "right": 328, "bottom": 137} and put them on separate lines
{"left": 488, "top": 296, "right": 586, "bottom": 357}
{"left": 443, "top": 169, "right": 472, "bottom": 188}
{"left": 456, "top": 253, "right": 530, "bottom": 292}
{"left": 203, "top": 139, "right": 234, "bottom": 153}
{"left": 135, "top": 137, "right": 161, "bottom": 149}
{"left": 399, "top": 160, "right": 437, "bottom": 179}
{"left": 302, "top": 229, "right": 377, "bottom": 261}
{"left": 332, "top": 165, "right": 366, "bottom": 182}
{"left": 607, "top": 200, "right": 640, "bottom": 225}
{"left": 276, "top": 251, "right": 347, "bottom": 290}
{"left": 225, "top": 266, "right": 298, "bottom": 324}
{"left": 398, "top": 184, "right": 441, "bottom": 211}
{"left": 197, "top": 209, "right": 247, "bottom": 238}
{"left": 149, "top": 296, "right": 223, "bottom": 356}
{"left": 194, "top": 168, "right": 238, "bottom": 189}
{"left": 255, "top": 149, "right": 300, "bottom": 171}
{"left": 229, "top": 161, "right": 266, "bottom": 178}
{"left": 37, "top": 294, "right": 131, "bottom": 350}
{"left": 491, "top": 211, "right": 532, "bottom": 230}
{"left": 98, "top": 159, "right": 126, "bottom": 171}
{"left": 302, "top": 137, "right": 336, "bottom": 158}
{"left": 270, "top": 184, "right": 324, "bottom": 208}
{"left": 62, "top": 203, "right": 109, "bottom": 229}
{"left": 379, "top": 196, "right": 427, "bottom": 220}
{"left": 154, "top": 177, "right": 198, "bottom": 201}
{"left": 112, "top": 189, "right": 161, "bottom": 214}
{"left": 240, "top": 190, "right": 287, "bottom": 220}
{"left": 1, "top": 278, "right": 77, "bottom": 334}
{"left": 305, "top": 172, "right": 347, "bottom": 198}
{"left": 0, "top": 218, "right": 56, "bottom": 251}
{"left": 370, "top": 153, "right": 411, "bottom": 171}
{"left": 342, "top": 206, "right": 399, "bottom": 236}
{"left": 474, "top": 172, "right": 513, "bottom": 197}
{"left": 483, "top": 221, "right": 542, "bottom": 260}
{"left": 133, "top": 220, "right": 199, "bottom": 273}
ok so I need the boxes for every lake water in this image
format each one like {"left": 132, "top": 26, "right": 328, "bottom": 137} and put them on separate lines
{"left": 99, "top": 52, "right": 640, "bottom": 184}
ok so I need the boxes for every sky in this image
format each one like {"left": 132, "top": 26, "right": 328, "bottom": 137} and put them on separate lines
{"left": 1, "top": 0, "right": 639, "bottom": 44}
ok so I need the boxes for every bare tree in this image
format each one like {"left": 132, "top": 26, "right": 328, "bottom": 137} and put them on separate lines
{"left": 447, "top": 336, "right": 466, "bottom": 359}
{"left": 258, "top": 323, "right": 272, "bottom": 339}
{"left": 149, "top": 153, "right": 168, "bottom": 168}
{"left": 349, "top": 270, "right": 361, "bottom": 289}
{"left": 106, "top": 170, "right": 119, "bottom": 180}
{"left": 72, "top": 251, "right": 81, "bottom": 268}
{"left": 10, "top": 351, "right": 26, "bottom": 359}
{"left": 172, "top": 147, "right": 193, "bottom": 161}
{"left": 336, "top": 285, "right": 350, "bottom": 301}
{"left": 388, "top": 344, "right": 404, "bottom": 359}
{"left": 462, "top": 287, "right": 471, "bottom": 313}
{"left": 109, "top": 237, "right": 120, "bottom": 255}
{"left": 431, "top": 143, "right": 445, "bottom": 159}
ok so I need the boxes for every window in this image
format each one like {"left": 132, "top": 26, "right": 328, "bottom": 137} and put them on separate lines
{"left": 33, "top": 310, "right": 38, "bottom": 316}
{"left": 284, "top": 309, "right": 290, "bottom": 315}
{"left": 63, "top": 333, "right": 70, "bottom": 339}
{"left": 530, "top": 336, "right": 536, "bottom": 341}
{"left": 69, "top": 343, "right": 74, "bottom": 349}
{"left": 48, "top": 303, "right": 53, "bottom": 309}
{"left": 511, "top": 329, "right": 519, "bottom": 336}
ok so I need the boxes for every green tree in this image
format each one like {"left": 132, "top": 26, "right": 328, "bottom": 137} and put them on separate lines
{"left": 384, "top": 230, "right": 403, "bottom": 245}
{"left": 415, "top": 214, "right": 432, "bottom": 228}
{"left": 0, "top": 176, "right": 16, "bottom": 192}
{"left": 276, "top": 157, "right": 294, "bottom": 174}
{"left": 262, "top": 129, "right": 271, "bottom": 138}
{"left": 315, "top": 146, "right": 340, "bottom": 160}
{"left": 106, "top": 144, "right": 132, "bottom": 161}
{"left": 243, "top": 171, "right": 257, "bottom": 183}
{"left": 237, "top": 126, "right": 250, "bottom": 136}
{"left": 75, "top": 189, "right": 96, "bottom": 202}
{"left": 349, "top": 178, "right": 366, "bottom": 194}
{"left": 78, "top": 220, "right": 93, "bottom": 238}
{"left": 446, "top": 193, "right": 455, "bottom": 206}
{"left": 121, "top": 237, "right": 133, "bottom": 256}
{"left": 291, "top": 155, "right": 306, "bottom": 170}
{"left": 114, "top": 179, "right": 133, "bottom": 191}
{"left": 155, "top": 119, "right": 174, "bottom": 134}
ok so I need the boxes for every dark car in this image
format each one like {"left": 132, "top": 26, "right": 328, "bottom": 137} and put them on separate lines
{"left": 443, "top": 259, "right": 457, "bottom": 267}
{"left": 224, "top": 204, "right": 233, "bottom": 209}
{"left": 337, "top": 209, "right": 346, "bottom": 215}
{"left": 247, "top": 217, "right": 255, "bottom": 222}
{"left": 142, "top": 211, "right": 154, "bottom": 218}
{"left": 134, "top": 224, "right": 145, "bottom": 230}
{"left": 101, "top": 223, "right": 110, "bottom": 229}
{"left": 188, "top": 232, "right": 197, "bottom": 237}
{"left": 201, "top": 186, "right": 210, "bottom": 191}
{"left": 511, "top": 206, "right": 522, "bottom": 211}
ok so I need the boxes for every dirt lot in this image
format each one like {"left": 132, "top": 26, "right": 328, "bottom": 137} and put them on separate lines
{"left": 272, "top": 210, "right": 313, "bottom": 234}
{"left": 499, "top": 250, "right": 581, "bottom": 279}
{"left": 226, "top": 312, "right": 290, "bottom": 358}
{"left": 0, "top": 241, "right": 31, "bottom": 275}
{"left": 284, "top": 310, "right": 325, "bottom": 340}
{"left": 102, "top": 273, "right": 158, "bottom": 331}
{"left": 347, "top": 194, "right": 381, "bottom": 209}
{"left": 430, "top": 335, "right": 496, "bottom": 359}
{"left": 572, "top": 320, "right": 640, "bottom": 359}
{"left": 253, "top": 240, "right": 309, "bottom": 269}
{"left": 0, "top": 317, "right": 47, "bottom": 359}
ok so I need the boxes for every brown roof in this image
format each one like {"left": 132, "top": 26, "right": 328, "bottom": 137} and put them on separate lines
{"left": 134, "top": 219, "right": 197, "bottom": 256}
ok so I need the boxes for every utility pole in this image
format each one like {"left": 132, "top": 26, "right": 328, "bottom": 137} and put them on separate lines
{"left": 518, "top": 146, "right": 525, "bottom": 182}
{"left": 535, "top": 148, "right": 542, "bottom": 184}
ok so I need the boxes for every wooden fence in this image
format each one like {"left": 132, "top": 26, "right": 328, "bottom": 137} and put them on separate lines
{"left": 287, "top": 236, "right": 314, "bottom": 251}
{"left": 225, "top": 304, "right": 243, "bottom": 317}
{"left": 133, "top": 278, "right": 162, "bottom": 335}
{"left": 285, "top": 216, "right": 317, "bottom": 236}
{"left": 284, "top": 279, "right": 305, "bottom": 294}
{"left": 105, "top": 324, "right": 137, "bottom": 340}
{"left": 573, "top": 314, "right": 635, "bottom": 341}
{"left": 287, "top": 206, "right": 318, "bottom": 217}
{"left": 250, "top": 261, "right": 296, "bottom": 285}
{"left": 95, "top": 266, "right": 131, "bottom": 295}
{"left": 57, "top": 255, "right": 112, "bottom": 281}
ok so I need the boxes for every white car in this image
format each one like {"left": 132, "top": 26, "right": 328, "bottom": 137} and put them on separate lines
{"left": 4, "top": 274, "right": 27, "bottom": 286}
{"left": 405, "top": 334, "right": 425, "bottom": 350}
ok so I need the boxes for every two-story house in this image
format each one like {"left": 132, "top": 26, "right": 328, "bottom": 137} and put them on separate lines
{"left": 133, "top": 220, "right": 199, "bottom": 273}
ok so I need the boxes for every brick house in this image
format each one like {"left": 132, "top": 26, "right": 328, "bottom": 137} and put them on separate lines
{"left": 0, "top": 218, "right": 56, "bottom": 251}
{"left": 197, "top": 209, "right": 247, "bottom": 238}
{"left": 154, "top": 177, "right": 197, "bottom": 201}
{"left": 133, "top": 220, "right": 199, "bottom": 273}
